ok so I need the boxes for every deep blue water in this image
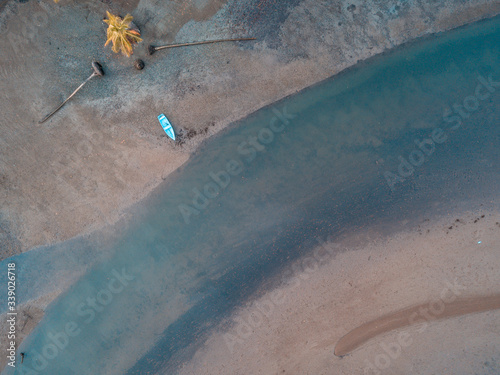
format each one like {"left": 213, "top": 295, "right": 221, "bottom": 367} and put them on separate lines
{"left": 2, "top": 15, "right": 499, "bottom": 375}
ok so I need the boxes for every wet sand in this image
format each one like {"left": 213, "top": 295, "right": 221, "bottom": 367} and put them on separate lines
{"left": 177, "top": 209, "right": 500, "bottom": 375}
{"left": 0, "top": 0, "right": 499, "bottom": 255}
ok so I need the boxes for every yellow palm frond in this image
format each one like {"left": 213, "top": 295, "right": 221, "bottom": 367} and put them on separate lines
{"left": 103, "top": 12, "right": 142, "bottom": 56}
{"left": 122, "top": 14, "right": 134, "bottom": 27}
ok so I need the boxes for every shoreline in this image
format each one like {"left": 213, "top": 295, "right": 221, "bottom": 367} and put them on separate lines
{"left": 176, "top": 207, "right": 500, "bottom": 375}
{"left": 0, "top": 2, "right": 498, "bottom": 370}
{"left": 0, "top": 0, "right": 499, "bottom": 256}
{"left": 2, "top": 196, "right": 498, "bottom": 373}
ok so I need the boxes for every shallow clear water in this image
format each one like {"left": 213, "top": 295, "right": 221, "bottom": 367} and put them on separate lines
{"left": 3, "top": 15, "right": 499, "bottom": 375}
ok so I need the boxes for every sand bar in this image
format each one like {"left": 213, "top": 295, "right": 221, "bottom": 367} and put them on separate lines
{"left": 334, "top": 294, "right": 500, "bottom": 356}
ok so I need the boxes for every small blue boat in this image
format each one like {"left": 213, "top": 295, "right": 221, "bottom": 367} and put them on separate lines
{"left": 158, "top": 113, "right": 176, "bottom": 140}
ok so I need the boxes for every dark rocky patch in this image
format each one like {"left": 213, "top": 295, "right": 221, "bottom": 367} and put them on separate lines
{"left": 225, "top": 0, "right": 304, "bottom": 49}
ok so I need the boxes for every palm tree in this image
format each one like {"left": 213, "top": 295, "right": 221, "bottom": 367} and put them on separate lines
{"left": 39, "top": 62, "right": 105, "bottom": 123}
{"left": 104, "top": 11, "right": 143, "bottom": 57}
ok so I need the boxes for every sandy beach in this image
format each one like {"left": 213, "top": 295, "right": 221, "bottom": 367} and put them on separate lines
{"left": 0, "top": 0, "right": 499, "bottom": 255}
{"left": 1, "top": 0, "right": 499, "bottom": 373}
{"left": 176, "top": 208, "right": 500, "bottom": 375}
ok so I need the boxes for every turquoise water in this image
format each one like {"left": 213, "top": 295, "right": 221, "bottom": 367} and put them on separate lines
{"left": 3, "top": 15, "right": 500, "bottom": 375}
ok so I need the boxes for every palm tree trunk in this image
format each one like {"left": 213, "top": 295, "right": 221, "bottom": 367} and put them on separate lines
{"left": 149, "top": 37, "right": 256, "bottom": 54}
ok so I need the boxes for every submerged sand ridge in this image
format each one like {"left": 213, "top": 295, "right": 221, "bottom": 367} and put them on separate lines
{"left": 334, "top": 294, "right": 500, "bottom": 356}
{"left": 0, "top": 0, "right": 499, "bottom": 255}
